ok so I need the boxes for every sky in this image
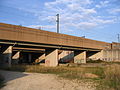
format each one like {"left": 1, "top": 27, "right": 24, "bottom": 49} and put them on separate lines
{"left": 0, "top": 0, "right": 120, "bottom": 43}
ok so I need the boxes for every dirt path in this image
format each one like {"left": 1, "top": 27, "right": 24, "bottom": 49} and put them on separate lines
{"left": 0, "top": 70, "right": 95, "bottom": 90}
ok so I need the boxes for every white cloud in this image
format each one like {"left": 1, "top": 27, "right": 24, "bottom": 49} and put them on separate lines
{"left": 95, "top": 5, "right": 101, "bottom": 8}
{"left": 28, "top": 25, "right": 42, "bottom": 29}
{"left": 77, "top": 22, "right": 97, "bottom": 29}
{"left": 28, "top": 25, "right": 56, "bottom": 31}
{"left": 83, "top": 8, "right": 96, "bottom": 14}
{"left": 110, "top": 8, "right": 120, "bottom": 14}
{"left": 92, "top": 18, "right": 115, "bottom": 24}
{"left": 28, "top": 0, "right": 118, "bottom": 32}
{"left": 28, "top": 25, "right": 55, "bottom": 29}
{"left": 96, "top": 0, "right": 109, "bottom": 8}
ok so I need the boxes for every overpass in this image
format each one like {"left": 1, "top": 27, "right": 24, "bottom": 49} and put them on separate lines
{"left": 0, "top": 23, "right": 110, "bottom": 67}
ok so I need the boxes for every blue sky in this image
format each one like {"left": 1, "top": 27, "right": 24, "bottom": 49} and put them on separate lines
{"left": 0, "top": 0, "right": 120, "bottom": 43}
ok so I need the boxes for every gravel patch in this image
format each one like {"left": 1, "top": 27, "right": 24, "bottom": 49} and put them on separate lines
{"left": 0, "top": 70, "right": 95, "bottom": 90}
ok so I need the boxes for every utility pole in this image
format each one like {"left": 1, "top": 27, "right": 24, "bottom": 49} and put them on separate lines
{"left": 38, "top": 26, "right": 42, "bottom": 30}
{"left": 118, "top": 34, "right": 120, "bottom": 43}
{"left": 56, "top": 14, "right": 59, "bottom": 33}
{"left": 82, "top": 36, "right": 85, "bottom": 38}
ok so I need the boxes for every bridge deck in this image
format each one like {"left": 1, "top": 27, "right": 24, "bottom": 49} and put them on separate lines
{"left": 0, "top": 23, "right": 110, "bottom": 50}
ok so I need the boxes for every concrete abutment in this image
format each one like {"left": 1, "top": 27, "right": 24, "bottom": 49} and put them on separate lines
{"left": 45, "top": 49, "right": 58, "bottom": 67}
{"left": 0, "top": 46, "right": 13, "bottom": 67}
{"left": 74, "top": 51, "right": 86, "bottom": 63}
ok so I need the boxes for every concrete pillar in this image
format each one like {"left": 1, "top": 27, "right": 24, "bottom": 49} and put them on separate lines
{"left": 117, "top": 49, "right": 119, "bottom": 61}
{"left": 28, "top": 53, "right": 32, "bottom": 63}
{"left": 59, "top": 50, "right": 74, "bottom": 63}
{"left": 74, "top": 51, "right": 86, "bottom": 63}
{"left": 35, "top": 53, "right": 45, "bottom": 63}
{"left": 110, "top": 50, "right": 112, "bottom": 61}
{"left": 106, "top": 50, "right": 109, "bottom": 61}
{"left": 103, "top": 50, "right": 107, "bottom": 61}
{"left": 119, "top": 50, "right": 120, "bottom": 61}
{"left": 12, "top": 51, "right": 20, "bottom": 64}
{"left": 45, "top": 49, "right": 58, "bottom": 67}
{"left": 1, "top": 46, "right": 13, "bottom": 67}
{"left": 83, "top": 51, "right": 87, "bottom": 63}
{"left": 101, "top": 50, "right": 104, "bottom": 60}
{"left": 113, "top": 50, "right": 115, "bottom": 61}
{"left": 88, "top": 50, "right": 104, "bottom": 60}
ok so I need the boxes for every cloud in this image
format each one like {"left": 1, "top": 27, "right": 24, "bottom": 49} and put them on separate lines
{"left": 77, "top": 22, "right": 97, "bottom": 30}
{"left": 110, "top": 8, "right": 120, "bottom": 14}
{"left": 28, "top": 25, "right": 56, "bottom": 30}
{"left": 96, "top": 0, "right": 109, "bottom": 8}
{"left": 92, "top": 18, "right": 115, "bottom": 24}
{"left": 27, "top": 0, "right": 118, "bottom": 32}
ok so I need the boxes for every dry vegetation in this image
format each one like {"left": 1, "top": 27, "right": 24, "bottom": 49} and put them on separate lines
{"left": 1, "top": 63, "right": 120, "bottom": 90}
{"left": 98, "top": 64, "right": 120, "bottom": 90}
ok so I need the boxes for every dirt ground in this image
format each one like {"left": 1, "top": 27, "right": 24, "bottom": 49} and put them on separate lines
{"left": 0, "top": 70, "right": 95, "bottom": 90}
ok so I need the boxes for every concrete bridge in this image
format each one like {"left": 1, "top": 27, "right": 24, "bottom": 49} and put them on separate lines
{"left": 0, "top": 23, "right": 110, "bottom": 67}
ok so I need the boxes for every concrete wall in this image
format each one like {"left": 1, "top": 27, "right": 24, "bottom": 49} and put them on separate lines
{"left": 0, "top": 46, "right": 13, "bottom": 67}
{"left": 35, "top": 53, "right": 45, "bottom": 63}
{"left": 74, "top": 51, "right": 86, "bottom": 63}
{"left": 59, "top": 50, "right": 74, "bottom": 62}
{"left": 88, "top": 51, "right": 103, "bottom": 60}
{"left": 12, "top": 51, "right": 20, "bottom": 64}
{"left": 102, "top": 49, "right": 120, "bottom": 61}
{"left": 45, "top": 49, "right": 58, "bottom": 67}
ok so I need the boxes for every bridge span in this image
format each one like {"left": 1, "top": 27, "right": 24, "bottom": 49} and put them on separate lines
{"left": 0, "top": 23, "right": 110, "bottom": 67}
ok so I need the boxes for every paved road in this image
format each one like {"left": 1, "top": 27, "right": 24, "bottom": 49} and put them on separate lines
{"left": 0, "top": 70, "right": 94, "bottom": 90}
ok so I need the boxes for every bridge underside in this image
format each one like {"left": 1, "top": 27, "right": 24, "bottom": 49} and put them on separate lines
{"left": 0, "top": 23, "right": 110, "bottom": 67}
{"left": 0, "top": 40, "right": 103, "bottom": 67}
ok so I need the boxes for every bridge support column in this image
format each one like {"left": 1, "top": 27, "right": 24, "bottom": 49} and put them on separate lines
{"left": 74, "top": 51, "right": 86, "bottom": 63}
{"left": 87, "top": 51, "right": 103, "bottom": 60}
{"left": 35, "top": 53, "right": 45, "bottom": 64}
{"left": 0, "top": 46, "right": 13, "bottom": 67}
{"left": 12, "top": 51, "right": 20, "bottom": 64}
{"left": 28, "top": 53, "right": 32, "bottom": 63}
{"left": 45, "top": 49, "right": 58, "bottom": 67}
{"left": 59, "top": 50, "right": 74, "bottom": 63}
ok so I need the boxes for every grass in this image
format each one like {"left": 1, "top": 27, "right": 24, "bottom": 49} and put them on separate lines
{"left": 1, "top": 63, "right": 120, "bottom": 90}
{"left": 1, "top": 65, "right": 104, "bottom": 80}
{"left": 98, "top": 64, "right": 120, "bottom": 90}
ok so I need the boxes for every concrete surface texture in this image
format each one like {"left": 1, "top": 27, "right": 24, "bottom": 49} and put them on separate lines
{"left": 74, "top": 51, "right": 86, "bottom": 63}
{"left": 0, "top": 23, "right": 109, "bottom": 50}
{"left": 0, "top": 70, "right": 95, "bottom": 90}
{"left": 1, "top": 46, "right": 13, "bottom": 67}
{"left": 45, "top": 49, "right": 58, "bottom": 67}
